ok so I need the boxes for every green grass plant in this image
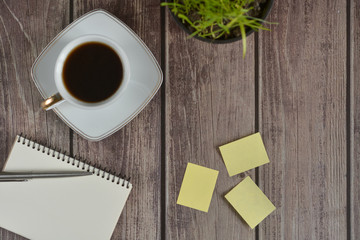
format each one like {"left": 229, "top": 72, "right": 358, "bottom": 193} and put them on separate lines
{"left": 161, "top": 0, "right": 272, "bottom": 57}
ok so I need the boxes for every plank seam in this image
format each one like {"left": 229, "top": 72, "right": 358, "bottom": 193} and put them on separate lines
{"left": 254, "top": 32, "right": 260, "bottom": 240}
{"left": 160, "top": 1, "right": 167, "bottom": 240}
{"left": 69, "top": 0, "right": 74, "bottom": 23}
{"left": 346, "top": 0, "right": 352, "bottom": 238}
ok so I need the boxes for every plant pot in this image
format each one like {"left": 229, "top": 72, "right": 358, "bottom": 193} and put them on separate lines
{"left": 167, "top": 0, "right": 274, "bottom": 44}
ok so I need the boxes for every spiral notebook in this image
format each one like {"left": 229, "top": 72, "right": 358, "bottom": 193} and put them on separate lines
{"left": 0, "top": 135, "right": 132, "bottom": 240}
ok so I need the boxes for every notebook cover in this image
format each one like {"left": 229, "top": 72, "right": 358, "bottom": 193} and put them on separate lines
{"left": 0, "top": 136, "right": 132, "bottom": 240}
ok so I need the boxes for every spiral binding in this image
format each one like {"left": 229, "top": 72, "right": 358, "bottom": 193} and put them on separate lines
{"left": 17, "top": 133, "right": 131, "bottom": 188}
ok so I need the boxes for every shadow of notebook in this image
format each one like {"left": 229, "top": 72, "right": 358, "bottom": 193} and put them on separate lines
{"left": 0, "top": 136, "right": 132, "bottom": 240}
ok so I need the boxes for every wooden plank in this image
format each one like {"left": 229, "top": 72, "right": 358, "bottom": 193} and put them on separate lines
{"left": 258, "top": 0, "right": 347, "bottom": 239}
{"left": 0, "top": 1, "right": 70, "bottom": 239}
{"left": 72, "top": 1, "right": 162, "bottom": 240}
{"left": 350, "top": 0, "right": 360, "bottom": 238}
{"left": 165, "top": 10, "right": 256, "bottom": 239}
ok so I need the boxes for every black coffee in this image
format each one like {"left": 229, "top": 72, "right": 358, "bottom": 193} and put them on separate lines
{"left": 62, "top": 42, "right": 123, "bottom": 103}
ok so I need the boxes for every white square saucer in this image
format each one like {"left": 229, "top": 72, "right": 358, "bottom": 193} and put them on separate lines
{"left": 31, "top": 9, "right": 162, "bottom": 141}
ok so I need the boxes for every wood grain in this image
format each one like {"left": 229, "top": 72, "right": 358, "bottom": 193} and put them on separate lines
{"left": 0, "top": 0, "right": 357, "bottom": 239}
{"left": 72, "top": 1, "right": 162, "bottom": 239}
{"left": 258, "top": 0, "right": 347, "bottom": 239}
{"left": 164, "top": 9, "right": 256, "bottom": 240}
{"left": 0, "top": 0, "right": 70, "bottom": 239}
{"left": 350, "top": 0, "right": 360, "bottom": 239}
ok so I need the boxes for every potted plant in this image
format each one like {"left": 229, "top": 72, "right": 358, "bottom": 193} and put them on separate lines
{"left": 161, "top": 0, "right": 274, "bottom": 56}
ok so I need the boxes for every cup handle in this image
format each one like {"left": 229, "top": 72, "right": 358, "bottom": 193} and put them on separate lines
{"left": 41, "top": 93, "right": 65, "bottom": 110}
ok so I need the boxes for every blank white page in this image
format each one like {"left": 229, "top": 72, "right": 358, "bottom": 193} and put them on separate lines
{"left": 0, "top": 136, "right": 132, "bottom": 240}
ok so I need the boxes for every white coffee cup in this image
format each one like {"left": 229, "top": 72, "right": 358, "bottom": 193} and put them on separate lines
{"left": 42, "top": 34, "right": 130, "bottom": 110}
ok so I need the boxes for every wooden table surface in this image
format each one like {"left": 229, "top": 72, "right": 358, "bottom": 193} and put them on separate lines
{"left": 0, "top": 0, "right": 359, "bottom": 239}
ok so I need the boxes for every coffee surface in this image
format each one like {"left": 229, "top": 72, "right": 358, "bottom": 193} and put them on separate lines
{"left": 63, "top": 42, "right": 123, "bottom": 103}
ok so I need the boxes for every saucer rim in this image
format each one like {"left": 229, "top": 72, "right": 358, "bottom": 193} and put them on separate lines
{"left": 31, "top": 9, "right": 163, "bottom": 141}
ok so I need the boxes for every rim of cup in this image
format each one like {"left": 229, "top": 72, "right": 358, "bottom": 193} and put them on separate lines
{"left": 54, "top": 34, "right": 130, "bottom": 109}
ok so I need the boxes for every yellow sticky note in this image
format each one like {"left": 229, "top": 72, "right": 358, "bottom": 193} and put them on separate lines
{"left": 177, "top": 163, "right": 219, "bottom": 212}
{"left": 219, "top": 132, "right": 269, "bottom": 176}
{"left": 225, "top": 176, "right": 276, "bottom": 229}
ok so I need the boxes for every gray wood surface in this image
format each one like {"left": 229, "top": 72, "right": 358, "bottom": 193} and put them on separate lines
{"left": 165, "top": 6, "right": 255, "bottom": 239}
{"left": 351, "top": 0, "right": 359, "bottom": 239}
{"left": 164, "top": 9, "right": 256, "bottom": 240}
{"left": 0, "top": 0, "right": 357, "bottom": 239}
{"left": 0, "top": 1, "right": 70, "bottom": 239}
{"left": 72, "top": 1, "right": 162, "bottom": 240}
{"left": 258, "top": 0, "right": 347, "bottom": 239}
